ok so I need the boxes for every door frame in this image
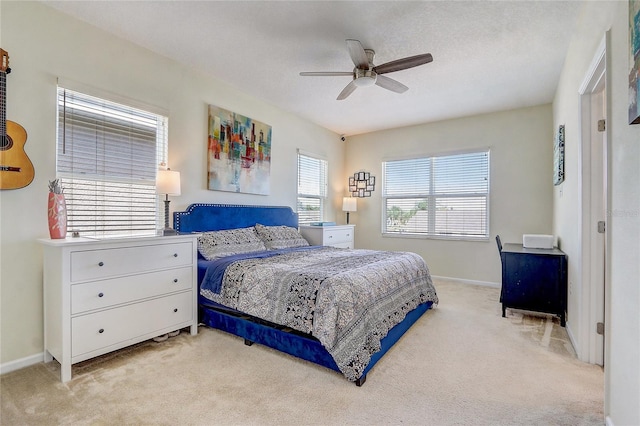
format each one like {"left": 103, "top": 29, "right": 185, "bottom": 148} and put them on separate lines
{"left": 577, "top": 33, "right": 610, "bottom": 366}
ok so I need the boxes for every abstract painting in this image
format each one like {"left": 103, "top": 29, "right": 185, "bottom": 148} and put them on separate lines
{"left": 207, "top": 105, "right": 272, "bottom": 195}
{"left": 630, "top": 0, "right": 640, "bottom": 124}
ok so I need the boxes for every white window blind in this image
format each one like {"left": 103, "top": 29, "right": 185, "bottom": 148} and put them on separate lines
{"left": 57, "top": 87, "right": 168, "bottom": 238}
{"left": 383, "top": 150, "right": 489, "bottom": 239}
{"left": 297, "top": 152, "right": 327, "bottom": 225}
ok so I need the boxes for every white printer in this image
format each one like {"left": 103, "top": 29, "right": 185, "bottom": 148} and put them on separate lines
{"left": 522, "top": 234, "right": 555, "bottom": 249}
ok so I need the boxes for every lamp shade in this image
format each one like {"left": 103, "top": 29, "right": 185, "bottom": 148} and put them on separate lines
{"left": 156, "top": 169, "right": 181, "bottom": 196}
{"left": 342, "top": 197, "right": 357, "bottom": 212}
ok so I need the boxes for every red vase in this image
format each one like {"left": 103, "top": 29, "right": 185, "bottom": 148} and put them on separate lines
{"left": 48, "top": 192, "right": 67, "bottom": 239}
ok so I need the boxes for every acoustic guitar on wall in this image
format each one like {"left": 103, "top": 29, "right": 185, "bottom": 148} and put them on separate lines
{"left": 1, "top": 49, "right": 34, "bottom": 190}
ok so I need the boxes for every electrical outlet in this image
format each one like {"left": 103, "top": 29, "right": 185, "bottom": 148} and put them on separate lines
{"left": 568, "top": 281, "right": 573, "bottom": 295}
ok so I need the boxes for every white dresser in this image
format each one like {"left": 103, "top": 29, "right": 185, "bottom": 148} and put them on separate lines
{"left": 39, "top": 234, "right": 199, "bottom": 382}
{"left": 299, "top": 225, "right": 355, "bottom": 249}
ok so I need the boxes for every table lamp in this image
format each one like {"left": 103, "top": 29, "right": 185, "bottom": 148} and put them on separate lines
{"left": 156, "top": 169, "right": 181, "bottom": 235}
{"left": 342, "top": 197, "right": 357, "bottom": 224}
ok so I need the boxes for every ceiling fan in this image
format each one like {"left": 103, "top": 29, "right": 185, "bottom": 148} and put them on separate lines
{"left": 299, "top": 39, "right": 433, "bottom": 100}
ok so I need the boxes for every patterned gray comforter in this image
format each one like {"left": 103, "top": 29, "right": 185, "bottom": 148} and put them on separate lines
{"left": 201, "top": 247, "right": 438, "bottom": 381}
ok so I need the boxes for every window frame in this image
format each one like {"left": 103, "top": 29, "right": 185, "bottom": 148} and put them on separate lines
{"left": 381, "top": 149, "right": 490, "bottom": 241}
{"left": 56, "top": 84, "right": 169, "bottom": 238}
{"left": 296, "top": 150, "right": 328, "bottom": 225}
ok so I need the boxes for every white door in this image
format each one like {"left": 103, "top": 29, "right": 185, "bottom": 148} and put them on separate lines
{"left": 589, "top": 84, "right": 606, "bottom": 366}
{"left": 579, "top": 37, "right": 607, "bottom": 366}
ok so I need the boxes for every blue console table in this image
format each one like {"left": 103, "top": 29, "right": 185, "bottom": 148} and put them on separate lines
{"left": 499, "top": 243, "right": 568, "bottom": 327}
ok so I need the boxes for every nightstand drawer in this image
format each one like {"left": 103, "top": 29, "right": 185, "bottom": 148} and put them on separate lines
{"left": 72, "top": 291, "right": 193, "bottom": 357}
{"left": 70, "top": 242, "right": 193, "bottom": 282}
{"left": 331, "top": 242, "right": 353, "bottom": 249}
{"left": 71, "top": 267, "right": 193, "bottom": 314}
{"left": 299, "top": 225, "right": 355, "bottom": 249}
{"left": 324, "top": 228, "right": 353, "bottom": 244}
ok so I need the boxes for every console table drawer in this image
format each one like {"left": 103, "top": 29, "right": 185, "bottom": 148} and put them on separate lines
{"left": 500, "top": 243, "right": 567, "bottom": 326}
{"left": 72, "top": 291, "right": 193, "bottom": 357}
{"left": 71, "top": 267, "right": 193, "bottom": 314}
{"left": 70, "top": 242, "right": 193, "bottom": 282}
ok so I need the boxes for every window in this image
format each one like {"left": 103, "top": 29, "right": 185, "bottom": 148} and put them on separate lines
{"left": 297, "top": 151, "right": 327, "bottom": 225}
{"left": 57, "top": 87, "right": 168, "bottom": 238}
{"left": 382, "top": 150, "right": 489, "bottom": 239}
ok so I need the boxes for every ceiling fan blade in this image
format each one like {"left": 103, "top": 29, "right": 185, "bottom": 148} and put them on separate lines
{"left": 375, "top": 75, "right": 409, "bottom": 94}
{"left": 299, "top": 72, "right": 353, "bottom": 76}
{"left": 373, "top": 53, "right": 433, "bottom": 75}
{"left": 337, "top": 80, "right": 358, "bottom": 100}
{"left": 346, "top": 39, "right": 369, "bottom": 69}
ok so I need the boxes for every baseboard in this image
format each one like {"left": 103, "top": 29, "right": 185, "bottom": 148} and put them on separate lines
{"left": 564, "top": 321, "right": 582, "bottom": 360}
{"left": 0, "top": 352, "right": 44, "bottom": 376}
{"left": 431, "top": 275, "right": 500, "bottom": 289}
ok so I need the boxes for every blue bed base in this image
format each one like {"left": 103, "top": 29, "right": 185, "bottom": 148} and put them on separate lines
{"left": 174, "top": 203, "right": 433, "bottom": 386}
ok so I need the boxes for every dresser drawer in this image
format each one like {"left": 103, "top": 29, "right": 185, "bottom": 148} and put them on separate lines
{"left": 71, "top": 242, "right": 193, "bottom": 282}
{"left": 72, "top": 291, "right": 193, "bottom": 357}
{"left": 41, "top": 234, "right": 198, "bottom": 382}
{"left": 324, "top": 228, "right": 353, "bottom": 245}
{"left": 71, "top": 267, "right": 193, "bottom": 314}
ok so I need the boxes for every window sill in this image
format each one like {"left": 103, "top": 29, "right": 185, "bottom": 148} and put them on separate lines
{"left": 382, "top": 232, "right": 490, "bottom": 242}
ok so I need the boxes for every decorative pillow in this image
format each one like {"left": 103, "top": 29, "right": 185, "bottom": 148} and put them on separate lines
{"left": 197, "top": 227, "right": 267, "bottom": 260}
{"left": 254, "top": 223, "right": 309, "bottom": 250}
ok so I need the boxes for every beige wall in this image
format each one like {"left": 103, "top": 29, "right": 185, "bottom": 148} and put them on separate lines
{"left": 345, "top": 105, "right": 554, "bottom": 284}
{"left": 553, "top": 1, "right": 640, "bottom": 425}
{"left": 3, "top": 2, "right": 639, "bottom": 424}
{"left": 0, "top": 1, "right": 344, "bottom": 365}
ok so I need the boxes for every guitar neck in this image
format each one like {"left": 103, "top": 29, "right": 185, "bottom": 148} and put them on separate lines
{"left": 1, "top": 69, "right": 5, "bottom": 139}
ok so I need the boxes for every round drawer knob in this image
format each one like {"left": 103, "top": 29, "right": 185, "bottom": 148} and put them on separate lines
{"left": 98, "top": 262, "right": 104, "bottom": 267}
{"left": 173, "top": 253, "right": 178, "bottom": 257}
{"left": 173, "top": 308, "right": 178, "bottom": 313}
{"left": 98, "top": 292, "right": 104, "bottom": 298}
{"left": 98, "top": 328, "right": 104, "bottom": 334}
{"left": 173, "top": 279, "right": 178, "bottom": 283}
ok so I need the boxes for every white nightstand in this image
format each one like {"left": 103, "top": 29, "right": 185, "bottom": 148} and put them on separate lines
{"left": 39, "top": 234, "right": 199, "bottom": 382}
{"left": 299, "top": 225, "right": 355, "bottom": 249}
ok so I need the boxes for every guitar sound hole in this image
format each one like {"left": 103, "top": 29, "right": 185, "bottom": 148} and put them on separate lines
{"left": 0, "top": 135, "right": 13, "bottom": 151}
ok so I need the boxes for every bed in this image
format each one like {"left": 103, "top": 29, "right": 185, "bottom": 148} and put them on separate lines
{"left": 174, "top": 203, "right": 438, "bottom": 386}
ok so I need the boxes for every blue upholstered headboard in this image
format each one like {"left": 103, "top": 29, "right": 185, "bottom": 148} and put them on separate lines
{"left": 173, "top": 203, "right": 298, "bottom": 234}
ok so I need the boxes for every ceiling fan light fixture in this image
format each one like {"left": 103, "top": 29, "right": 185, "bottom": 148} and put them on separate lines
{"left": 353, "top": 68, "right": 377, "bottom": 87}
{"left": 354, "top": 76, "right": 376, "bottom": 87}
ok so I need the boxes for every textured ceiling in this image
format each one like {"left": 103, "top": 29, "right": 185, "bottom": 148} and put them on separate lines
{"left": 42, "top": 1, "right": 584, "bottom": 136}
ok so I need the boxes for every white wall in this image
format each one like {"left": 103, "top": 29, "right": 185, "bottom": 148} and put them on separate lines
{"left": 0, "top": 1, "right": 344, "bottom": 365}
{"left": 345, "top": 105, "right": 554, "bottom": 284}
{"left": 553, "top": 1, "right": 639, "bottom": 424}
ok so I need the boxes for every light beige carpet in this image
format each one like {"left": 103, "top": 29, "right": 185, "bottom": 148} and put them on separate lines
{"left": 1, "top": 279, "right": 603, "bottom": 425}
